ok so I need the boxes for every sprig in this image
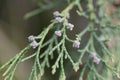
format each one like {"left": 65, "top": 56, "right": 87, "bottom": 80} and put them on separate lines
{"left": 0, "top": 0, "right": 120, "bottom": 80}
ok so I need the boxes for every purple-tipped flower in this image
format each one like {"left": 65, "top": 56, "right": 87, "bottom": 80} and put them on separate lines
{"left": 93, "top": 57, "right": 100, "bottom": 64}
{"left": 55, "top": 30, "right": 62, "bottom": 37}
{"left": 73, "top": 40, "right": 80, "bottom": 48}
{"left": 28, "top": 35, "right": 35, "bottom": 42}
{"left": 55, "top": 17, "right": 63, "bottom": 23}
{"left": 30, "top": 41, "right": 38, "bottom": 49}
{"left": 66, "top": 23, "right": 74, "bottom": 31}
{"left": 53, "top": 11, "right": 60, "bottom": 17}
{"left": 89, "top": 52, "right": 97, "bottom": 58}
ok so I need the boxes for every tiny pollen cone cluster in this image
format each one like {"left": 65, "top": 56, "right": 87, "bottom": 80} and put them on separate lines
{"left": 28, "top": 35, "right": 38, "bottom": 49}
{"left": 73, "top": 40, "right": 80, "bottom": 48}
{"left": 53, "top": 11, "right": 61, "bottom": 17}
{"left": 53, "top": 11, "right": 79, "bottom": 48}
{"left": 55, "top": 30, "right": 62, "bottom": 37}
{"left": 89, "top": 52, "right": 100, "bottom": 64}
{"left": 53, "top": 11, "right": 63, "bottom": 23}
{"left": 66, "top": 22, "right": 74, "bottom": 31}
